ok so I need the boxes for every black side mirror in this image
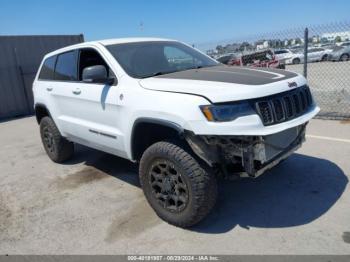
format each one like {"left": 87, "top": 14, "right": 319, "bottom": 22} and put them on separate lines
{"left": 82, "top": 65, "right": 116, "bottom": 85}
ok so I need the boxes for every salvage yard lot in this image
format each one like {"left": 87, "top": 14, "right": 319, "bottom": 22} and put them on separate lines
{"left": 0, "top": 116, "right": 350, "bottom": 254}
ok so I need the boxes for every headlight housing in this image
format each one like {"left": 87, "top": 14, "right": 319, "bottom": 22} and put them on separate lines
{"left": 200, "top": 102, "right": 254, "bottom": 122}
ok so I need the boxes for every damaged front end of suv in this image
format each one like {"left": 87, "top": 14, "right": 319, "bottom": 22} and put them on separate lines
{"left": 185, "top": 123, "right": 306, "bottom": 178}
{"left": 186, "top": 85, "right": 314, "bottom": 178}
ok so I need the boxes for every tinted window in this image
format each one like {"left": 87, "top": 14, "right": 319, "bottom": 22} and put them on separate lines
{"left": 39, "top": 56, "right": 56, "bottom": 80}
{"left": 332, "top": 46, "right": 343, "bottom": 51}
{"left": 309, "top": 48, "right": 324, "bottom": 53}
{"left": 106, "top": 41, "right": 218, "bottom": 78}
{"left": 55, "top": 51, "right": 78, "bottom": 81}
{"left": 274, "top": 50, "right": 287, "bottom": 54}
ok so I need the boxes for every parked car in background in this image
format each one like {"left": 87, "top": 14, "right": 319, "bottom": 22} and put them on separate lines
{"left": 286, "top": 47, "right": 332, "bottom": 64}
{"left": 241, "top": 49, "right": 285, "bottom": 69}
{"left": 274, "top": 49, "right": 294, "bottom": 65}
{"left": 285, "top": 51, "right": 304, "bottom": 64}
{"left": 328, "top": 46, "right": 350, "bottom": 61}
{"left": 318, "top": 43, "right": 334, "bottom": 49}
{"left": 308, "top": 47, "right": 333, "bottom": 62}
{"left": 339, "top": 42, "right": 350, "bottom": 47}
{"left": 274, "top": 49, "right": 294, "bottom": 60}
{"left": 217, "top": 53, "right": 240, "bottom": 65}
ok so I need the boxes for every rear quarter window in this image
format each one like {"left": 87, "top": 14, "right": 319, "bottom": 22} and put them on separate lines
{"left": 38, "top": 56, "right": 57, "bottom": 80}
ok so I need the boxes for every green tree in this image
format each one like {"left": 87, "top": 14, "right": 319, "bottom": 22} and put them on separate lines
{"left": 295, "top": 38, "right": 302, "bottom": 45}
{"left": 335, "top": 36, "right": 342, "bottom": 43}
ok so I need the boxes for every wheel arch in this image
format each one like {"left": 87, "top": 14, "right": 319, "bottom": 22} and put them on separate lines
{"left": 34, "top": 103, "right": 52, "bottom": 124}
{"left": 340, "top": 53, "right": 350, "bottom": 60}
{"left": 130, "top": 117, "right": 184, "bottom": 161}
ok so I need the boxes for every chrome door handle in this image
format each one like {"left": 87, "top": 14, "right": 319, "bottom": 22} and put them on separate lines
{"left": 72, "top": 88, "right": 81, "bottom": 95}
{"left": 46, "top": 87, "right": 53, "bottom": 92}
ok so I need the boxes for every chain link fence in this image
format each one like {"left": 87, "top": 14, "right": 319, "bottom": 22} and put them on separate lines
{"left": 195, "top": 21, "right": 350, "bottom": 119}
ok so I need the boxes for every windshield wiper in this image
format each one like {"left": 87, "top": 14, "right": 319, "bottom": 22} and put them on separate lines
{"left": 141, "top": 70, "right": 176, "bottom": 78}
{"left": 188, "top": 64, "right": 219, "bottom": 70}
{"left": 141, "top": 64, "right": 219, "bottom": 78}
{"left": 152, "top": 71, "right": 175, "bottom": 76}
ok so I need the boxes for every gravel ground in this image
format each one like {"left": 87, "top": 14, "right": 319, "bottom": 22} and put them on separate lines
{"left": 0, "top": 116, "right": 349, "bottom": 254}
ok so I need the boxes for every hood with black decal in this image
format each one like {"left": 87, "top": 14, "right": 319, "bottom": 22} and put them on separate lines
{"left": 139, "top": 65, "right": 306, "bottom": 103}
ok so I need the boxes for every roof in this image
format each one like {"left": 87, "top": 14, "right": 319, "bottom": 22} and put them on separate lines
{"left": 98, "top": 37, "right": 175, "bottom": 45}
{"left": 44, "top": 37, "right": 176, "bottom": 58}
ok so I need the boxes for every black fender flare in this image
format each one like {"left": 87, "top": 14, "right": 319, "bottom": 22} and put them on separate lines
{"left": 130, "top": 117, "right": 184, "bottom": 160}
{"left": 34, "top": 103, "right": 52, "bottom": 124}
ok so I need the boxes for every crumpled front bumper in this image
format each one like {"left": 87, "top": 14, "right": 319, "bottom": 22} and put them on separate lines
{"left": 185, "top": 123, "right": 307, "bottom": 178}
{"left": 240, "top": 124, "right": 305, "bottom": 177}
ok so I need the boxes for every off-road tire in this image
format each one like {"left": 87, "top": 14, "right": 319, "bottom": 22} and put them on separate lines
{"left": 139, "top": 141, "right": 217, "bottom": 227}
{"left": 40, "top": 116, "right": 74, "bottom": 163}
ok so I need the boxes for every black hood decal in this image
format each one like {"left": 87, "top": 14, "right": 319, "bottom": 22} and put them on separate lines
{"left": 154, "top": 65, "right": 298, "bottom": 85}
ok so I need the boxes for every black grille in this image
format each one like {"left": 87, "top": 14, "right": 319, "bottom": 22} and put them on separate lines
{"left": 256, "top": 101, "right": 273, "bottom": 124}
{"left": 255, "top": 86, "right": 313, "bottom": 126}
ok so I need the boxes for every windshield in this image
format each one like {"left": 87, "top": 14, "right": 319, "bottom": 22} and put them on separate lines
{"left": 106, "top": 41, "right": 219, "bottom": 78}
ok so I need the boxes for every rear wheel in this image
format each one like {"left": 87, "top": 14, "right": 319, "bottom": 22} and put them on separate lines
{"left": 139, "top": 141, "right": 217, "bottom": 227}
{"left": 340, "top": 54, "right": 349, "bottom": 61}
{"left": 321, "top": 55, "right": 328, "bottom": 61}
{"left": 292, "top": 58, "right": 300, "bottom": 64}
{"left": 40, "top": 116, "right": 74, "bottom": 163}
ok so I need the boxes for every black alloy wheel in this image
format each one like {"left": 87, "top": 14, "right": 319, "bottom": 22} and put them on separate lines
{"left": 149, "top": 159, "right": 188, "bottom": 213}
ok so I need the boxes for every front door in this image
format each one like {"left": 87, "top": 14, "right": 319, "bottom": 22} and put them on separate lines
{"left": 52, "top": 48, "right": 125, "bottom": 157}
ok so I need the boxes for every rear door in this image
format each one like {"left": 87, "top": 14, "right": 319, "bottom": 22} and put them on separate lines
{"left": 307, "top": 48, "right": 317, "bottom": 62}
{"left": 308, "top": 48, "right": 323, "bottom": 62}
{"left": 43, "top": 50, "right": 80, "bottom": 135}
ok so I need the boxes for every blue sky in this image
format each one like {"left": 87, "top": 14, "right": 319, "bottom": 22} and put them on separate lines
{"left": 0, "top": 0, "right": 349, "bottom": 45}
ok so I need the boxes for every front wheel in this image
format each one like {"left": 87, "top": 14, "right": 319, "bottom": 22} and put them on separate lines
{"left": 340, "top": 54, "right": 349, "bottom": 62}
{"left": 139, "top": 141, "right": 217, "bottom": 228}
{"left": 292, "top": 58, "right": 301, "bottom": 64}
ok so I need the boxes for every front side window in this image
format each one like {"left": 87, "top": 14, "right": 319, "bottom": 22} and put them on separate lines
{"left": 39, "top": 56, "right": 56, "bottom": 80}
{"left": 106, "top": 41, "right": 218, "bottom": 78}
{"left": 78, "top": 48, "right": 114, "bottom": 81}
{"left": 55, "top": 51, "right": 78, "bottom": 81}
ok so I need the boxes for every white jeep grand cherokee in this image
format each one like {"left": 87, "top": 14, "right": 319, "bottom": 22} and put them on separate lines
{"left": 33, "top": 38, "right": 320, "bottom": 227}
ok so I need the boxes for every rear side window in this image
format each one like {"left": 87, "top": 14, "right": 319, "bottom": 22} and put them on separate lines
{"left": 55, "top": 51, "right": 78, "bottom": 81}
{"left": 274, "top": 50, "right": 287, "bottom": 54}
{"left": 39, "top": 56, "right": 56, "bottom": 80}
